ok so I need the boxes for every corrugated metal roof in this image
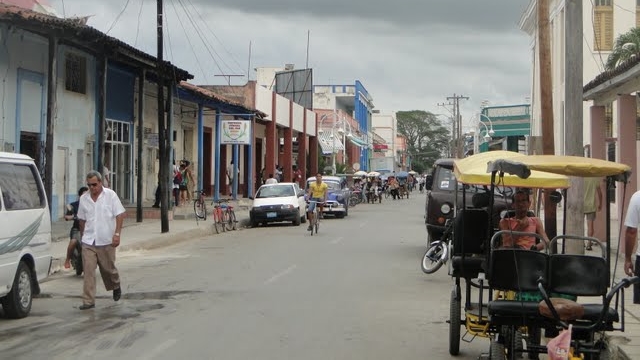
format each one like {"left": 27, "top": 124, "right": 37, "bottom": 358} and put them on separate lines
{"left": 0, "top": 3, "right": 193, "bottom": 81}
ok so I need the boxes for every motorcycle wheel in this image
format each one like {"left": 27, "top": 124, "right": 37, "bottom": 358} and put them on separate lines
{"left": 73, "top": 248, "right": 83, "bottom": 276}
{"left": 421, "top": 241, "right": 447, "bottom": 274}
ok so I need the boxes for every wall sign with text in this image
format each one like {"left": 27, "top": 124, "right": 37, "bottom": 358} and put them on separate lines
{"left": 221, "top": 120, "right": 251, "bottom": 145}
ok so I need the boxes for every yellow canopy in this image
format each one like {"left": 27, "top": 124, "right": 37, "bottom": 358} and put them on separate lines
{"left": 454, "top": 151, "right": 571, "bottom": 189}
{"left": 487, "top": 155, "right": 632, "bottom": 179}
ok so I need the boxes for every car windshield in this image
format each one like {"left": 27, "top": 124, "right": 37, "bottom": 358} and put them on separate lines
{"left": 307, "top": 180, "right": 342, "bottom": 191}
{"left": 256, "top": 185, "right": 295, "bottom": 198}
{"left": 435, "top": 167, "right": 514, "bottom": 195}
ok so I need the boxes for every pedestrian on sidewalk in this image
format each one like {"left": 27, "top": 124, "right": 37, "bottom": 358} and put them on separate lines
{"left": 623, "top": 190, "right": 640, "bottom": 304}
{"left": 265, "top": 174, "right": 278, "bottom": 184}
{"left": 584, "top": 177, "right": 603, "bottom": 250}
{"left": 77, "top": 170, "right": 126, "bottom": 310}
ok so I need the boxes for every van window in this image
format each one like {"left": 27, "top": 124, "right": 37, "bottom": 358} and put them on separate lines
{"left": 0, "top": 163, "right": 46, "bottom": 210}
{"left": 435, "top": 167, "right": 457, "bottom": 191}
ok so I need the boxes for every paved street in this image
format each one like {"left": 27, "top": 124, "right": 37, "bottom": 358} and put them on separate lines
{"left": 0, "top": 193, "right": 491, "bottom": 360}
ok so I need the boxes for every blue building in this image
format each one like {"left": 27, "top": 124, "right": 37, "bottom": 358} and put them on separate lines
{"left": 313, "top": 81, "right": 374, "bottom": 171}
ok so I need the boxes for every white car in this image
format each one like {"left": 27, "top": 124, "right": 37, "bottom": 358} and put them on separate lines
{"left": 250, "top": 183, "right": 307, "bottom": 227}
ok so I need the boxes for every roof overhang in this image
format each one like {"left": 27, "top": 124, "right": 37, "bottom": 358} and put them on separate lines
{"left": 583, "top": 62, "right": 640, "bottom": 105}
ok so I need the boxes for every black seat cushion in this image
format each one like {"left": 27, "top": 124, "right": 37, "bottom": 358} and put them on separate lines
{"left": 451, "top": 255, "right": 485, "bottom": 278}
{"left": 548, "top": 255, "right": 608, "bottom": 296}
{"left": 489, "top": 249, "right": 548, "bottom": 292}
{"left": 488, "top": 300, "right": 540, "bottom": 317}
{"left": 581, "top": 304, "right": 619, "bottom": 323}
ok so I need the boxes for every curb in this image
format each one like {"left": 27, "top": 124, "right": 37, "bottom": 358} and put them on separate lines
{"left": 46, "top": 217, "right": 252, "bottom": 279}
{"left": 605, "top": 334, "right": 632, "bottom": 360}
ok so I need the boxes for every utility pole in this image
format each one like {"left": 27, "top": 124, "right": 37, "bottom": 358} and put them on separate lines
{"left": 446, "top": 94, "right": 469, "bottom": 158}
{"left": 157, "top": 0, "right": 169, "bottom": 232}
{"left": 538, "top": 0, "right": 557, "bottom": 247}
{"left": 564, "top": 0, "right": 584, "bottom": 254}
{"left": 437, "top": 102, "right": 455, "bottom": 157}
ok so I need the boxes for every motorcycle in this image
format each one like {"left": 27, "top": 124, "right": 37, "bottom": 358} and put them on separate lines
{"left": 67, "top": 204, "right": 83, "bottom": 276}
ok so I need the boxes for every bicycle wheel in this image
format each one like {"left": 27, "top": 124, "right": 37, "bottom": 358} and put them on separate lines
{"left": 225, "top": 209, "right": 237, "bottom": 231}
{"left": 421, "top": 241, "right": 447, "bottom": 274}
{"left": 194, "top": 198, "right": 206, "bottom": 220}
{"left": 314, "top": 210, "right": 320, "bottom": 234}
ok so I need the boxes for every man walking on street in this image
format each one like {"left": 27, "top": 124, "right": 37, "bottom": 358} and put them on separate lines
{"left": 584, "top": 177, "right": 603, "bottom": 250}
{"left": 77, "top": 170, "right": 126, "bottom": 310}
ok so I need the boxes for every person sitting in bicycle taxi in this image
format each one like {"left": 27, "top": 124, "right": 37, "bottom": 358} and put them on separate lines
{"left": 498, "top": 188, "right": 549, "bottom": 251}
{"left": 307, "top": 173, "right": 328, "bottom": 231}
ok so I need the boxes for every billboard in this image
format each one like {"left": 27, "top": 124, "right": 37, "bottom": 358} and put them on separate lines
{"left": 221, "top": 120, "right": 252, "bottom": 145}
{"left": 274, "top": 68, "right": 313, "bottom": 109}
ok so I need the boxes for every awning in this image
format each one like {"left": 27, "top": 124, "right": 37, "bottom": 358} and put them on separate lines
{"left": 349, "top": 136, "right": 367, "bottom": 147}
{"left": 318, "top": 131, "right": 344, "bottom": 155}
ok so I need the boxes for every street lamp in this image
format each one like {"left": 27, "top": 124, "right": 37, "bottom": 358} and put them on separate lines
{"left": 319, "top": 113, "right": 353, "bottom": 175}
{"left": 474, "top": 113, "right": 495, "bottom": 154}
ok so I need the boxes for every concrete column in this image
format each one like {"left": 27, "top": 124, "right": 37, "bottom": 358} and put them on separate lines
{"left": 265, "top": 92, "right": 277, "bottom": 181}
{"left": 617, "top": 95, "right": 638, "bottom": 255}
{"left": 590, "top": 105, "right": 607, "bottom": 242}
{"left": 309, "top": 136, "right": 319, "bottom": 176}
{"left": 298, "top": 111, "right": 307, "bottom": 188}
{"left": 283, "top": 101, "right": 293, "bottom": 183}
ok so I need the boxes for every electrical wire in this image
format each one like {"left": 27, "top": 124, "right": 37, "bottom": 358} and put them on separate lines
{"left": 106, "top": 0, "right": 133, "bottom": 35}
{"left": 168, "top": 0, "right": 209, "bottom": 84}
{"left": 174, "top": 0, "right": 235, "bottom": 81}
{"left": 134, "top": 0, "right": 145, "bottom": 48}
{"left": 184, "top": 0, "right": 245, "bottom": 74}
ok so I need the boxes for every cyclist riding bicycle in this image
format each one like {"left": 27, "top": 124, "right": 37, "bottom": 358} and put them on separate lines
{"left": 307, "top": 173, "right": 328, "bottom": 231}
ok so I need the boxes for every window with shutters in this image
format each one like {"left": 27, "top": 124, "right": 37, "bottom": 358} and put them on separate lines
{"left": 594, "top": 0, "right": 613, "bottom": 51}
{"left": 637, "top": 0, "right": 640, "bottom": 27}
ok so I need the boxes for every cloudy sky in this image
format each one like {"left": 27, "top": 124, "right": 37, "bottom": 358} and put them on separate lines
{"left": 49, "top": 0, "right": 531, "bottom": 129}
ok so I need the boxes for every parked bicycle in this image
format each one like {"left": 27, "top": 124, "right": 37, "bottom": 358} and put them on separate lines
{"left": 193, "top": 190, "right": 207, "bottom": 223}
{"left": 212, "top": 199, "right": 237, "bottom": 234}
{"left": 306, "top": 200, "right": 323, "bottom": 236}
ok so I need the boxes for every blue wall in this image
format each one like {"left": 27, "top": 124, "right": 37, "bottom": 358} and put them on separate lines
{"left": 354, "top": 81, "right": 372, "bottom": 171}
{"left": 106, "top": 65, "right": 135, "bottom": 121}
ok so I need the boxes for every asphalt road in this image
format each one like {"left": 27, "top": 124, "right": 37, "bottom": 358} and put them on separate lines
{"left": 0, "top": 192, "right": 489, "bottom": 360}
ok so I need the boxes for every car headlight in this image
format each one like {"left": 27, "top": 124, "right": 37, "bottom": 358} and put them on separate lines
{"left": 441, "top": 203, "right": 452, "bottom": 214}
{"left": 281, "top": 204, "right": 294, "bottom": 209}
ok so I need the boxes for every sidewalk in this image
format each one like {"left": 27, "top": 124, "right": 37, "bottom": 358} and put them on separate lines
{"left": 48, "top": 198, "right": 252, "bottom": 276}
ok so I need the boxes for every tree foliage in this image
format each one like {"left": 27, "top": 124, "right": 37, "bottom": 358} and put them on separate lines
{"left": 606, "top": 27, "right": 640, "bottom": 70}
{"left": 396, "top": 110, "right": 450, "bottom": 174}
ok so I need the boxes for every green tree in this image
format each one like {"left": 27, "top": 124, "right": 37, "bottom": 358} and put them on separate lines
{"left": 606, "top": 27, "right": 640, "bottom": 70}
{"left": 396, "top": 110, "right": 450, "bottom": 174}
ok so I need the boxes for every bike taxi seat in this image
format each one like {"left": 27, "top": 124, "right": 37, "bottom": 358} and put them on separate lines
{"left": 451, "top": 209, "right": 490, "bottom": 278}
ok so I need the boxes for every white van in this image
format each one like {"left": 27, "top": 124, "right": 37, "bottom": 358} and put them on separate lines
{"left": 0, "top": 152, "right": 51, "bottom": 318}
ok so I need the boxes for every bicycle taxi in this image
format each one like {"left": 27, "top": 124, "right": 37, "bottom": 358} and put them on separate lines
{"left": 444, "top": 152, "right": 639, "bottom": 359}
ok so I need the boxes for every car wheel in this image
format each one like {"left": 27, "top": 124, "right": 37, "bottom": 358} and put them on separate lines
{"left": 336, "top": 213, "right": 345, "bottom": 219}
{"left": 293, "top": 210, "right": 301, "bottom": 226}
{"left": 1, "top": 261, "right": 33, "bottom": 319}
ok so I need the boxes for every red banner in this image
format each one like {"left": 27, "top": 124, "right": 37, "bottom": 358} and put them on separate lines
{"left": 373, "top": 144, "right": 388, "bottom": 150}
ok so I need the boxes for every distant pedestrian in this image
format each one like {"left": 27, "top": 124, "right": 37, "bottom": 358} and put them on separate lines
{"left": 227, "top": 160, "right": 239, "bottom": 195}
{"left": 584, "top": 177, "right": 603, "bottom": 250}
{"left": 77, "top": 170, "right": 126, "bottom": 310}
{"left": 265, "top": 174, "right": 278, "bottom": 184}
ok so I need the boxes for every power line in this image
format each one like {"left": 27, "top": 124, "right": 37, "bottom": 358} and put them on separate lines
{"left": 184, "top": 0, "right": 245, "bottom": 74}
{"left": 168, "top": 0, "right": 209, "bottom": 83}
{"left": 134, "top": 0, "right": 145, "bottom": 47}
{"left": 106, "top": 0, "right": 133, "bottom": 35}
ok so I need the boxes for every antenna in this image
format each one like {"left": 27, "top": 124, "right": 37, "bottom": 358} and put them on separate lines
{"left": 215, "top": 74, "right": 244, "bottom": 85}
{"left": 306, "top": 30, "right": 310, "bottom": 69}
{"left": 247, "top": 41, "right": 252, "bottom": 81}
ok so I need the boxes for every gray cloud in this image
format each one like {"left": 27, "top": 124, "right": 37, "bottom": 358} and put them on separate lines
{"left": 51, "top": 0, "right": 533, "bottom": 116}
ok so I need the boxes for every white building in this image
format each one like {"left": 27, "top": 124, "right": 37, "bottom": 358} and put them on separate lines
{"left": 519, "top": 0, "right": 638, "bottom": 154}
{"left": 371, "top": 111, "right": 400, "bottom": 166}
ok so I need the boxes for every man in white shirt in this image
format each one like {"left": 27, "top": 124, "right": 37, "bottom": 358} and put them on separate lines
{"left": 77, "top": 170, "right": 126, "bottom": 310}
{"left": 624, "top": 190, "right": 640, "bottom": 303}
{"left": 265, "top": 174, "right": 278, "bottom": 184}
{"left": 226, "top": 160, "right": 240, "bottom": 195}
